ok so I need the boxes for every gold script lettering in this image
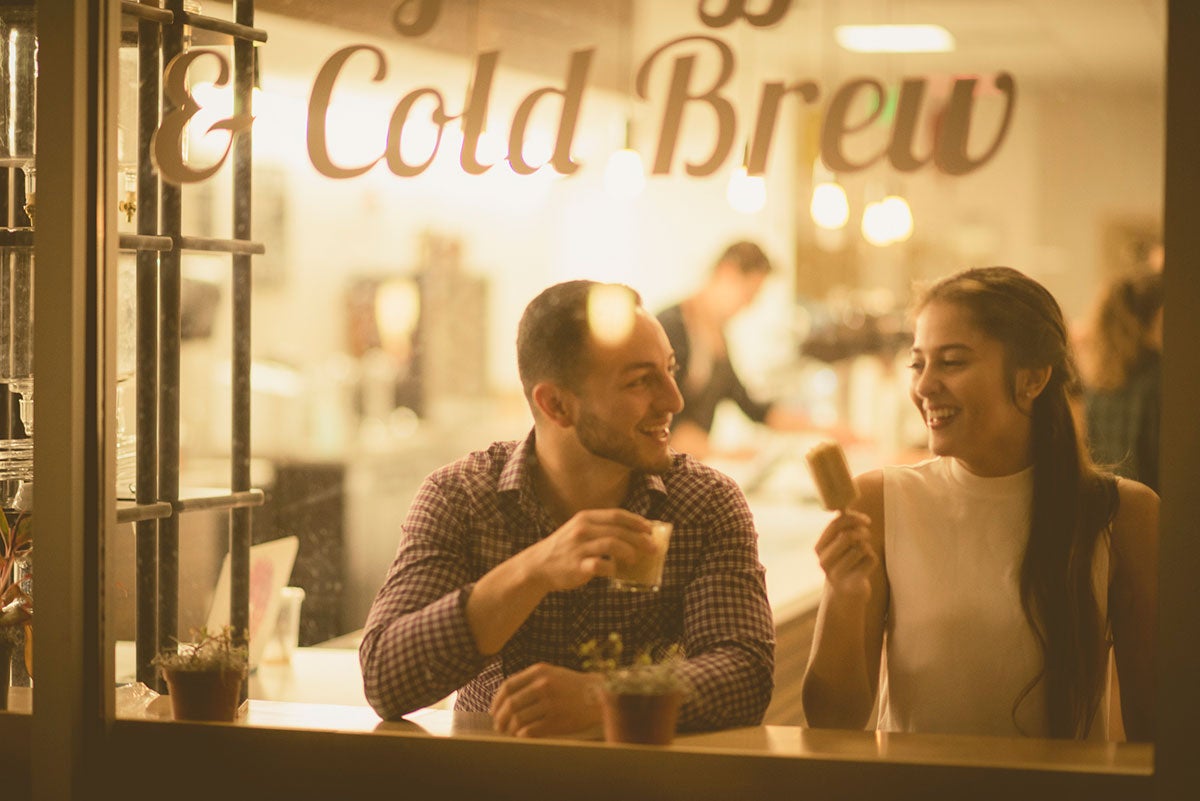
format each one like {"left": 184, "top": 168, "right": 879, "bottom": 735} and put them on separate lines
{"left": 747, "top": 80, "right": 820, "bottom": 174}
{"left": 384, "top": 87, "right": 452, "bottom": 177}
{"left": 636, "top": 35, "right": 736, "bottom": 177}
{"left": 819, "top": 78, "right": 889, "bottom": 173}
{"left": 934, "top": 73, "right": 1017, "bottom": 176}
{"left": 308, "top": 45, "right": 388, "bottom": 179}
{"left": 887, "top": 78, "right": 937, "bottom": 172}
{"left": 697, "top": 0, "right": 793, "bottom": 28}
{"left": 151, "top": 50, "right": 254, "bottom": 185}
{"left": 507, "top": 48, "right": 593, "bottom": 176}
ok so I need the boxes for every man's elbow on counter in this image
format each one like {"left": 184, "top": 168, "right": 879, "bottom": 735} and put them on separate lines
{"left": 361, "top": 666, "right": 427, "bottom": 722}
{"left": 359, "top": 635, "right": 424, "bottom": 721}
{"left": 680, "top": 667, "right": 774, "bottom": 733}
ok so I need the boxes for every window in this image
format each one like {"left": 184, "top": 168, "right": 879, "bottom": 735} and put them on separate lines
{"left": 23, "top": 1, "right": 1199, "bottom": 799}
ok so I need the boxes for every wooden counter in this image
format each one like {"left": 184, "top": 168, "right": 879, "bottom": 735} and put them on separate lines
{"left": 108, "top": 696, "right": 1151, "bottom": 780}
{"left": 108, "top": 637, "right": 1159, "bottom": 779}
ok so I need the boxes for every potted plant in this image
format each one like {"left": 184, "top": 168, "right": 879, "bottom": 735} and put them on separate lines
{"left": 0, "top": 508, "right": 32, "bottom": 712}
{"left": 152, "top": 626, "right": 249, "bottom": 722}
{"left": 579, "top": 633, "right": 689, "bottom": 746}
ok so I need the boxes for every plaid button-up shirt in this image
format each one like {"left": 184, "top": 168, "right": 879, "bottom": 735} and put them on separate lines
{"left": 360, "top": 431, "right": 775, "bottom": 732}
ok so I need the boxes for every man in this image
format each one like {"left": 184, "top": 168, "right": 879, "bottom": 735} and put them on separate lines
{"left": 657, "top": 241, "right": 818, "bottom": 459}
{"left": 360, "top": 280, "right": 775, "bottom": 737}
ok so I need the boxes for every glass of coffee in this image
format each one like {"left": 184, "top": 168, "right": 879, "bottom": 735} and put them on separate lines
{"left": 610, "top": 521, "right": 672, "bottom": 592}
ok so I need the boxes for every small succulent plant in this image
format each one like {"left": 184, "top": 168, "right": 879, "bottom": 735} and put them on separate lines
{"left": 578, "top": 632, "right": 688, "bottom": 695}
{"left": 152, "top": 626, "right": 249, "bottom": 673}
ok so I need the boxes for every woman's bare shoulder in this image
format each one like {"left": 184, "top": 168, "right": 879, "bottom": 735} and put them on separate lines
{"left": 1111, "top": 478, "right": 1159, "bottom": 557}
{"left": 1115, "top": 478, "right": 1158, "bottom": 520}
{"left": 854, "top": 468, "right": 885, "bottom": 499}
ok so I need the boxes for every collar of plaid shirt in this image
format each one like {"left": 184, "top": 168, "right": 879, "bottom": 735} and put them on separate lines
{"left": 497, "top": 429, "right": 670, "bottom": 537}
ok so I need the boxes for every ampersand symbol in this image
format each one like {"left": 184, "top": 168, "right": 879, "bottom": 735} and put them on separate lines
{"left": 152, "top": 50, "right": 254, "bottom": 185}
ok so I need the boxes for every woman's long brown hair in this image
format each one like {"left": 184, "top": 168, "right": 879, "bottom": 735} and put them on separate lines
{"left": 918, "top": 266, "right": 1119, "bottom": 738}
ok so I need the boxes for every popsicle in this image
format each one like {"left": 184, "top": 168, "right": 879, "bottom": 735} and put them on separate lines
{"left": 805, "top": 441, "right": 859, "bottom": 511}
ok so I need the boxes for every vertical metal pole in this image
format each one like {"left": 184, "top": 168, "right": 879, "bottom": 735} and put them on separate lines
{"left": 230, "top": 0, "right": 255, "bottom": 680}
{"left": 134, "top": 0, "right": 161, "bottom": 690}
{"left": 157, "top": 0, "right": 183, "bottom": 675}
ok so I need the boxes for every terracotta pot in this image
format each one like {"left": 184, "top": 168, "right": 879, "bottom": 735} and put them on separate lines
{"left": 162, "top": 666, "right": 247, "bottom": 722}
{"left": 600, "top": 689, "right": 684, "bottom": 745}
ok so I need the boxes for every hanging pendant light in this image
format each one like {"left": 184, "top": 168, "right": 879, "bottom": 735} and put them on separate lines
{"left": 810, "top": 158, "right": 849, "bottom": 229}
{"left": 727, "top": 144, "right": 766, "bottom": 214}
{"left": 862, "top": 192, "right": 914, "bottom": 246}
{"left": 881, "top": 194, "right": 914, "bottom": 242}
{"left": 811, "top": 182, "right": 850, "bottom": 229}
{"left": 604, "top": 119, "right": 645, "bottom": 199}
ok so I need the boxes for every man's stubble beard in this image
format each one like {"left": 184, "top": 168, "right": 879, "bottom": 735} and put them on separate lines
{"left": 575, "top": 406, "right": 672, "bottom": 475}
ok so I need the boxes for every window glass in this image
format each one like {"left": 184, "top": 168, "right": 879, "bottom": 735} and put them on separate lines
{"left": 105, "top": 0, "right": 1163, "bottom": 760}
{"left": 0, "top": 0, "right": 36, "bottom": 714}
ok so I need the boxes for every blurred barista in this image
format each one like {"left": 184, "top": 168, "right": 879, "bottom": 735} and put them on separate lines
{"left": 656, "top": 241, "right": 827, "bottom": 459}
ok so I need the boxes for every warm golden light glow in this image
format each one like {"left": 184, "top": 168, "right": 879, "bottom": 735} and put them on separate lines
{"left": 587, "top": 284, "right": 637, "bottom": 345}
{"left": 811, "top": 181, "right": 850, "bottom": 229}
{"left": 835, "top": 24, "right": 955, "bottom": 53}
{"left": 862, "top": 194, "right": 915, "bottom": 246}
{"left": 374, "top": 279, "right": 422, "bottom": 352}
{"left": 726, "top": 166, "right": 766, "bottom": 214}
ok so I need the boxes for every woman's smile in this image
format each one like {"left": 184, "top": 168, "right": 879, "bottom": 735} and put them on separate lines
{"left": 909, "top": 301, "right": 1035, "bottom": 477}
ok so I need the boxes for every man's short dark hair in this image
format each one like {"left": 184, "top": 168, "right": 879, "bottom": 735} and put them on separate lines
{"left": 516, "top": 280, "right": 642, "bottom": 400}
{"left": 715, "top": 240, "right": 772, "bottom": 276}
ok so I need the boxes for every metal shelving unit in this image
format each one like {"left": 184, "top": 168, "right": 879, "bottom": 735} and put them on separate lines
{"left": 116, "top": 0, "right": 267, "bottom": 690}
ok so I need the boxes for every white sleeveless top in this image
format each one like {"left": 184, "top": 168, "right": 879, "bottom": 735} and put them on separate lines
{"left": 879, "top": 457, "right": 1111, "bottom": 738}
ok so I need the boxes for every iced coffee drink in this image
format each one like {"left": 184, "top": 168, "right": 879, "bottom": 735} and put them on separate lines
{"left": 610, "top": 521, "right": 672, "bottom": 591}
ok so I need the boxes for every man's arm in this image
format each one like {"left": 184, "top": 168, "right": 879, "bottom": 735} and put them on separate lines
{"left": 716, "top": 346, "right": 774, "bottom": 426}
{"left": 360, "top": 478, "right": 657, "bottom": 722}
{"left": 674, "top": 473, "right": 776, "bottom": 731}
{"left": 359, "top": 478, "right": 485, "bottom": 720}
{"left": 466, "top": 508, "right": 654, "bottom": 654}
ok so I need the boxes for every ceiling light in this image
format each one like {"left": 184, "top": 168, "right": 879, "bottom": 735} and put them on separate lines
{"left": 727, "top": 166, "right": 767, "bottom": 214}
{"left": 835, "top": 24, "right": 955, "bottom": 54}
{"left": 862, "top": 194, "right": 915, "bottom": 246}
{"left": 811, "top": 181, "right": 850, "bottom": 230}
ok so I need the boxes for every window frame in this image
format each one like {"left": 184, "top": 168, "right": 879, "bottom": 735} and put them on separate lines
{"left": 22, "top": 1, "right": 1198, "bottom": 799}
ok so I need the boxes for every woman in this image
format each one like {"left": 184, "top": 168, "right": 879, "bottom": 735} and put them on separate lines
{"left": 1077, "top": 272, "right": 1164, "bottom": 492}
{"left": 801, "top": 266, "right": 1157, "bottom": 741}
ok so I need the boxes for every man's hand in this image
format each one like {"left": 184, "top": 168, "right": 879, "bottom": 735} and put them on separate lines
{"left": 525, "top": 509, "right": 656, "bottom": 593}
{"left": 466, "top": 509, "right": 657, "bottom": 656}
{"left": 490, "top": 663, "right": 604, "bottom": 737}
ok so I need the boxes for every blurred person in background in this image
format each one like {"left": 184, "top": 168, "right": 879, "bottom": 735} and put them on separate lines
{"left": 1076, "top": 272, "right": 1163, "bottom": 493}
{"left": 657, "top": 241, "right": 833, "bottom": 459}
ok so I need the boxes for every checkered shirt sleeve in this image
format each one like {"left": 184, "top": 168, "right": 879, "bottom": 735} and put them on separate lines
{"left": 668, "top": 464, "right": 775, "bottom": 731}
{"left": 359, "top": 473, "right": 486, "bottom": 720}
